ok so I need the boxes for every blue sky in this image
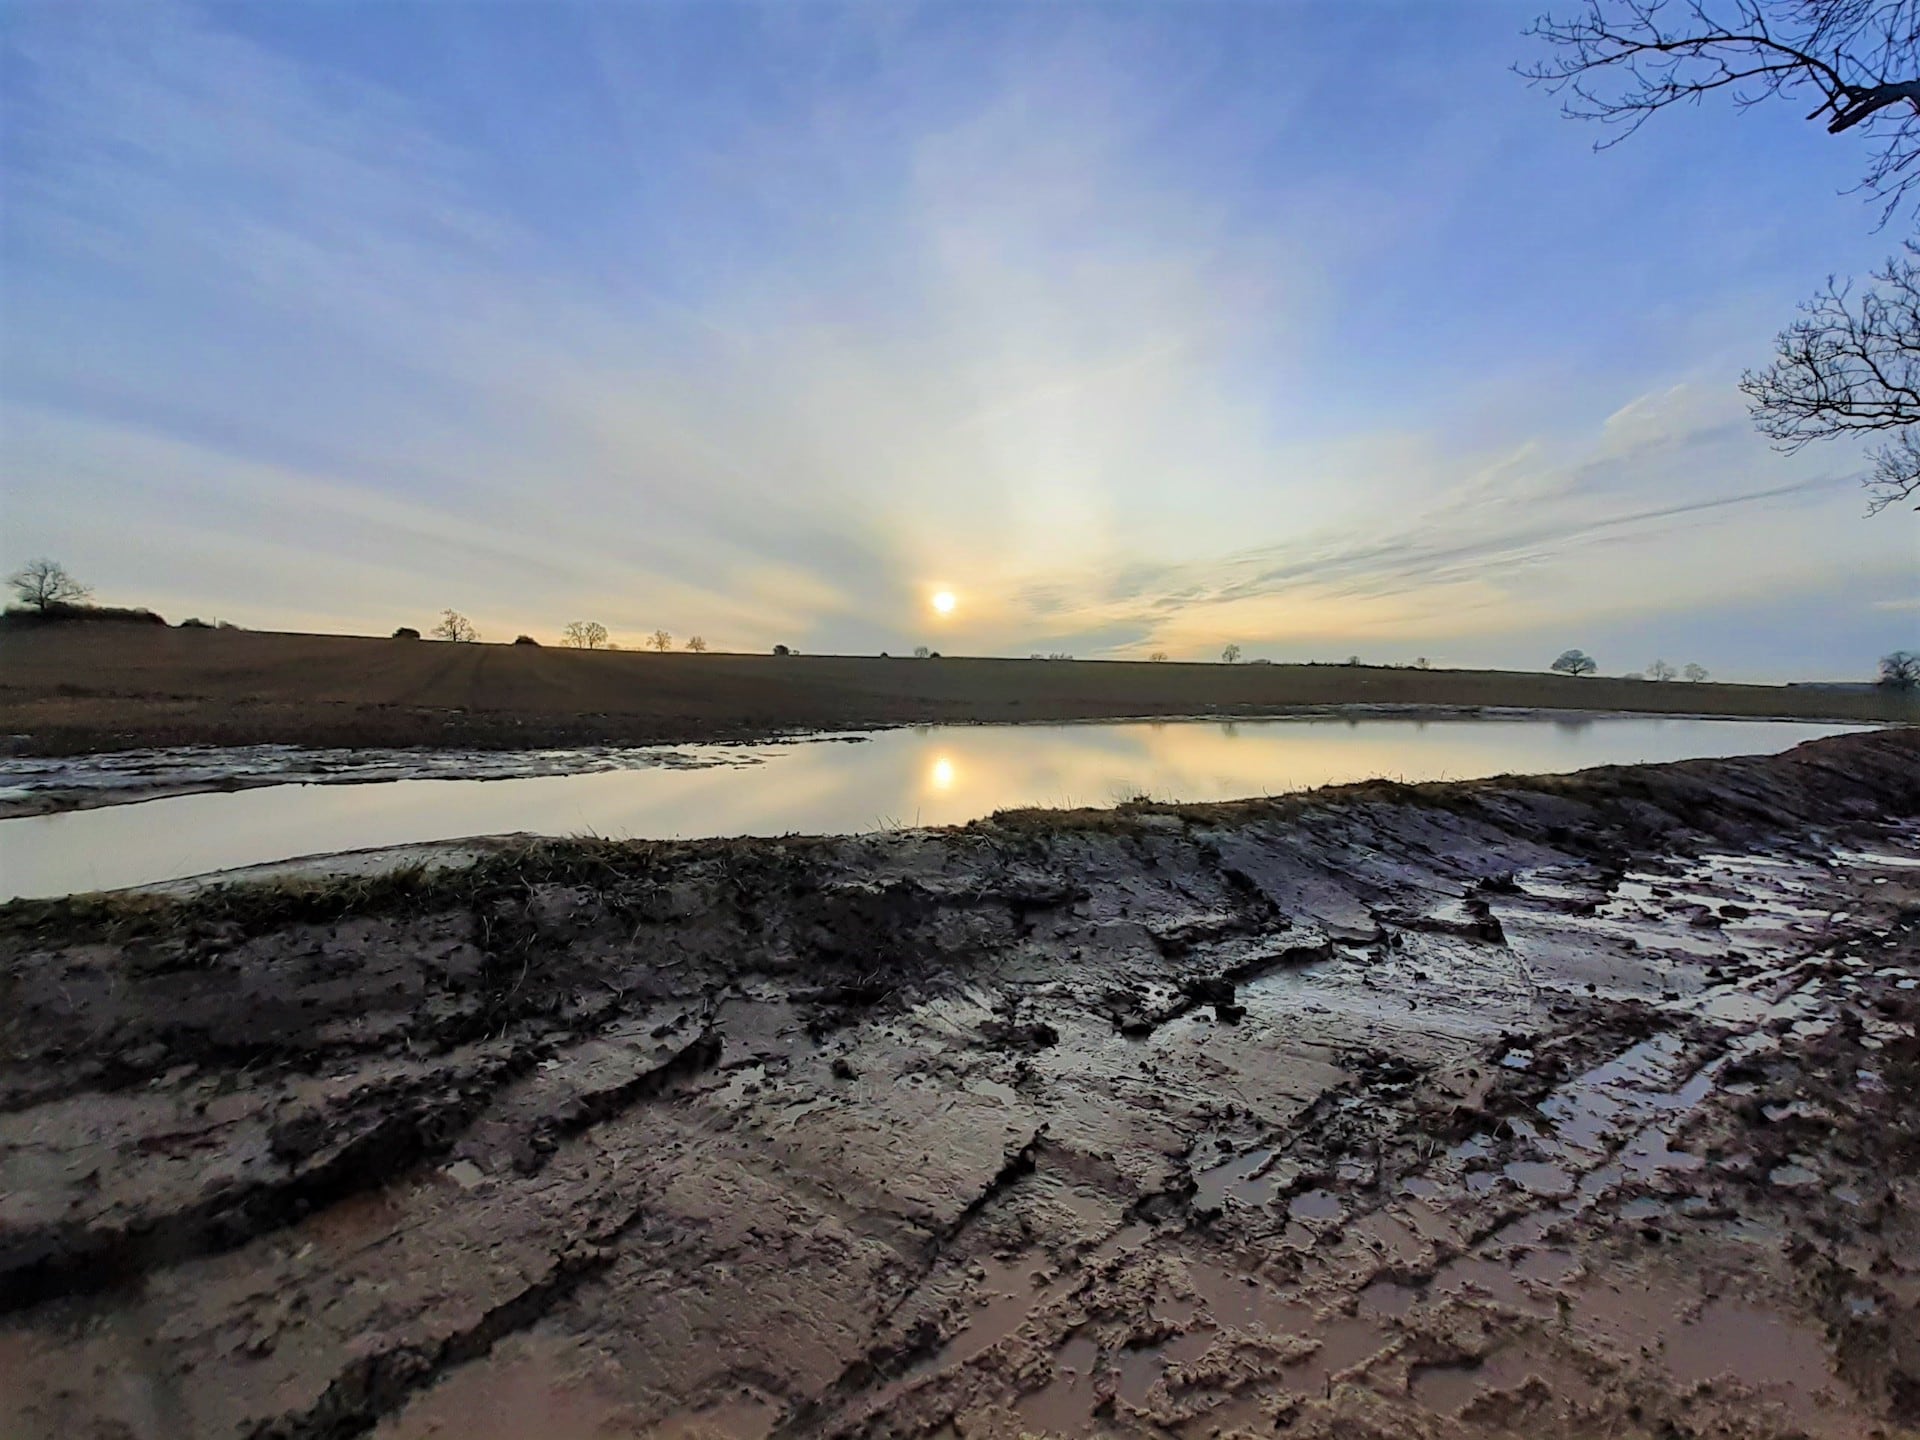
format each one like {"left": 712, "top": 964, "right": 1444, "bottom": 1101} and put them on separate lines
{"left": 3, "top": 0, "right": 1914, "bottom": 679}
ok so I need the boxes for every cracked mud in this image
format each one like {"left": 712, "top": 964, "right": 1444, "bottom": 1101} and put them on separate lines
{"left": 2, "top": 727, "right": 1918, "bottom": 1439}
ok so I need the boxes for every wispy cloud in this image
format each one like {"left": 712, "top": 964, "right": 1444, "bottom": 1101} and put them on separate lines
{"left": 1, "top": 2, "right": 1911, "bottom": 677}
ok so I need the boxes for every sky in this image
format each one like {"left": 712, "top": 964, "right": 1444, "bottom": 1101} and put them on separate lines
{"left": 2, "top": 1, "right": 1915, "bottom": 680}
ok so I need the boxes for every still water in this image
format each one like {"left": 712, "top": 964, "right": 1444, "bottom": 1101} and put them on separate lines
{"left": 0, "top": 715, "right": 1868, "bottom": 899}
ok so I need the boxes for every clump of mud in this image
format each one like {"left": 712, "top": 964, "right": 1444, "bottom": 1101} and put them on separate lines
{"left": 1, "top": 728, "right": 1917, "bottom": 1440}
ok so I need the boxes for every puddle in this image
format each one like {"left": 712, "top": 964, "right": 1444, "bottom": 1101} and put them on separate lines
{"left": 1192, "top": 1145, "right": 1278, "bottom": 1212}
{"left": 1502, "top": 1161, "right": 1574, "bottom": 1198}
{"left": 1017, "top": 1335, "right": 1101, "bottom": 1434}
{"left": 1411, "top": 1344, "right": 1599, "bottom": 1418}
{"left": 1287, "top": 1188, "right": 1344, "bottom": 1221}
{"left": 0, "top": 716, "right": 1869, "bottom": 898}
{"left": 1663, "top": 1298, "right": 1837, "bottom": 1396}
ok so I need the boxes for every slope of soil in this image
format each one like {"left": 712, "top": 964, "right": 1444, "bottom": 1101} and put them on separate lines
{"left": 1, "top": 727, "right": 1918, "bottom": 1440}
{"left": 0, "top": 624, "right": 1907, "bottom": 756}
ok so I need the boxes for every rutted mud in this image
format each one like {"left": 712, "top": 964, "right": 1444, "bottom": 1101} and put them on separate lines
{"left": 1, "top": 728, "right": 1917, "bottom": 1439}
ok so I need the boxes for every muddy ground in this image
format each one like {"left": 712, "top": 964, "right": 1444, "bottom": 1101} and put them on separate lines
{"left": 2, "top": 624, "right": 1906, "bottom": 757}
{"left": 0, "top": 741, "right": 788, "bottom": 819}
{"left": 2, "top": 728, "right": 1918, "bottom": 1440}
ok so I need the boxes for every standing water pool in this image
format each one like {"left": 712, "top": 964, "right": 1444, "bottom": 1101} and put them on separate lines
{"left": 0, "top": 714, "right": 1873, "bottom": 899}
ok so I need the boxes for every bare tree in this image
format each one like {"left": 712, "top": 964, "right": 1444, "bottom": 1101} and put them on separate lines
{"left": 1684, "top": 661, "right": 1711, "bottom": 681}
{"left": 432, "top": 609, "right": 478, "bottom": 643}
{"left": 1413, "top": 656, "right": 1431, "bottom": 669}
{"left": 1221, "top": 643, "right": 1242, "bottom": 663}
{"left": 685, "top": 635, "right": 707, "bottom": 653}
{"left": 647, "top": 629, "right": 673, "bottom": 653}
{"left": 1551, "top": 648, "right": 1600, "bottom": 675}
{"left": 1647, "top": 658, "right": 1679, "bottom": 681}
{"left": 1525, "top": 1, "right": 1920, "bottom": 221}
{"left": 8, "top": 558, "right": 91, "bottom": 611}
{"left": 1742, "top": 246, "right": 1920, "bottom": 512}
{"left": 913, "top": 645, "right": 931, "bottom": 659}
{"left": 1881, "top": 648, "right": 1920, "bottom": 687}
{"left": 563, "top": 620, "right": 608, "bottom": 650}
{"left": 1528, "top": 2, "right": 1920, "bottom": 511}
{"left": 1148, "top": 650, "right": 1169, "bottom": 662}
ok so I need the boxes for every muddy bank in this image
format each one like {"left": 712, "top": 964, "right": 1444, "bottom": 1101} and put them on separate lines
{"left": 0, "top": 740, "right": 802, "bottom": 819}
{"left": 2, "top": 728, "right": 1918, "bottom": 1439}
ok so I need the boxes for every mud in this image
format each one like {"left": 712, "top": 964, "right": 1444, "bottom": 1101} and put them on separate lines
{"left": 0, "top": 741, "right": 794, "bottom": 819}
{"left": 1, "top": 727, "right": 1917, "bottom": 1439}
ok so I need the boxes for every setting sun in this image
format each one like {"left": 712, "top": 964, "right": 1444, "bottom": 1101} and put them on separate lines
{"left": 931, "top": 590, "right": 956, "bottom": 615}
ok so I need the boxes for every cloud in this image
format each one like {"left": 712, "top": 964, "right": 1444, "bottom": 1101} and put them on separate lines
{"left": 1, "top": 3, "right": 1909, "bottom": 675}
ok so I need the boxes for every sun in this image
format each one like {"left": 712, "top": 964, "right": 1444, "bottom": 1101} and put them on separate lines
{"left": 931, "top": 590, "right": 956, "bottom": 615}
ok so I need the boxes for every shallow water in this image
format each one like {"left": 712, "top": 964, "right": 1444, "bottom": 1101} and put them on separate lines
{"left": 0, "top": 715, "right": 1867, "bottom": 899}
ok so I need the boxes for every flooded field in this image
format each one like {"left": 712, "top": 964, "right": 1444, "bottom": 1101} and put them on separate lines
{"left": 3, "top": 727, "right": 1916, "bottom": 1440}
{"left": 0, "top": 714, "right": 1869, "bottom": 898}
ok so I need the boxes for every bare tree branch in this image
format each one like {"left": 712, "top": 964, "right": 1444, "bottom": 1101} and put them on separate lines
{"left": 1742, "top": 244, "right": 1920, "bottom": 509}
{"left": 1524, "top": 1, "right": 1920, "bottom": 222}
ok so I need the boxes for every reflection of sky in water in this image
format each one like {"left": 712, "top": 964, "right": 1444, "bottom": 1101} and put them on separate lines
{"left": 0, "top": 717, "right": 1869, "bottom": 899}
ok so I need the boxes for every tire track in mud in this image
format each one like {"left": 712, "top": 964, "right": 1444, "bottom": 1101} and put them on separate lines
{"left": 244, "top": 1228, "right": 630, "bottom": 1440}
{"left": 987, "top": 849, "right": 1920, "bottom": 1437}
{"left": 0, "top": 1012, "right": 726, "bottom": 1314}
{"left": 3, "top": 730, "right": 1918, "bottom": 1440}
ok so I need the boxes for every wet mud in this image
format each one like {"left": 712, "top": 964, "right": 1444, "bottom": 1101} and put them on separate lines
{"left": 0, "top": 742, "right": 789, "bottom": 819}
{"left": 2, "top": 727, "right": 1917, "bottom": 1439}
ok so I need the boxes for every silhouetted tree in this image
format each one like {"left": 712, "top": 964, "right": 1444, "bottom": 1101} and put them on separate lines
{"left": 1526, "top": 2, "right": 1920, "bottom": 513}
{"left": 913, "top": 645, "right": 931, "bottom": 659}
{"left": 1345, "top": 655, "right": 1362, "bottom": 666}
{"left": 1148, "top": 650, "right": 1169, "bottom": 662}
{"left": 1221, "top": 643, "right": 1242, "bottom": 663}
{"left": 649, "top": 628, "right": 673, "bottom": 652}
{"left": 392, "top": 626, "right": 420, "bottom": 639}
{"left": 685, "top": 635, "right": 707, "bottom": 652}
{"left": 773, "top": 644, "right": 792, "bottom": 656}
{"left": 1551, "top": 648, "right": 1599, "bottom": 676}
{"left": 1881, "top": 649, "right": 1920, "bottom": 688}
{"left": 1743, "top": 247, "right": 1920, "bottom": 512}
{"left": 432, "top": 610, "right": 478, "bottom": 643}
{"left": 1646, "top": 658, "right": 1678, "bottom": 681}
{"left": 1525, "top": 2, "right": 1920, "bottom": 219}
{"left": 513, "top": 634, "right": 539, "bottom": 646}
{"left": 1413, "top": 656, "right": 1431, "bottom": 669}
{"left": 563, "top": 620, "right": 608, "bottom": 650}
{"left": 8, "top": 558, "right": 90, "bottom": 611}
{"left": 1683, "top": 661, "right": 1710, "bottom": 682}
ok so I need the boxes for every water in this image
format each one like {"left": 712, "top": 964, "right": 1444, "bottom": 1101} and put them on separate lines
{"left": 0, "top": 716, "right": 1868, "bottom": 900}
